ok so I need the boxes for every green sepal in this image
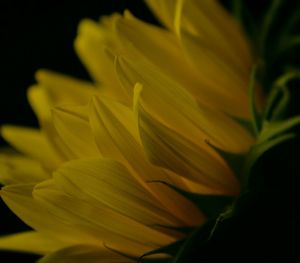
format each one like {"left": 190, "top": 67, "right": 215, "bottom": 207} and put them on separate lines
{"left": 149, "top": 180, "right": 235, "bottom": 219}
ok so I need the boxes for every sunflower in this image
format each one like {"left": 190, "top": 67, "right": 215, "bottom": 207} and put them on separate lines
{"left": 0, "top": 0, "right": 257, "bottom": 262}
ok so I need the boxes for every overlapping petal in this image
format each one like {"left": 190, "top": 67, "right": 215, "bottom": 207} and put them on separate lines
{"left": 0, "top": 0, "right": 258, "bottom": 261}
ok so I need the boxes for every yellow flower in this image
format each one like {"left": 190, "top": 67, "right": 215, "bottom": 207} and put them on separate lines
{"left": 0, "top": 0, "right": 256, "bottom": 262}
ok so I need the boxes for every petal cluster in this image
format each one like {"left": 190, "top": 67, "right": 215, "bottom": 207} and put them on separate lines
{"left": 0, "top": 0, "right": 255, "bottom": 261}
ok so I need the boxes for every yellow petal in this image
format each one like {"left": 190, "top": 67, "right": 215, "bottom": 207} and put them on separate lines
{"left": 75, "top": 18, "right": 130, "bottom": 104}
{"left": 0, "top": 154, "right": 50, "bottom": 185}
{"left": 33, "top": 179, "right": 175, "bottom": 256}
{"left": 89, "top": 96, "right": 204, "bottom": 226}
{"left": 0, "top": 231, "right": 68, "bottom": 255}
{"left": 27, "top": 85, "right": 52, "bottom": 126}
{"left": 35, "top": 69, "right": 97, "bottom": 106}
{"left": 51, "top": 105, "right": 99, "bottom": 159}
{"left": 55, "top": 158, "right": 179, "bottom": 227}
{"left": 1, "top": 126, "right": 61, "bottom": 169}
{"left": 0, "top": 184, "right": 97, "bottom": 245}
{"left": 116, "top": 57, "right": 254, "bottom": 153}
{"left": 38, "top": 244, "right": 134, "bottom": 263}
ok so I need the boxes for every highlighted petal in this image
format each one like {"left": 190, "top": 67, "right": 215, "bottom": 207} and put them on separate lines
{"left": 0, "top": 231, "right": 67, "bottom": 255}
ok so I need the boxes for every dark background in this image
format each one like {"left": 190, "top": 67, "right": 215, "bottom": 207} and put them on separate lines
{"left": 0, "top": 0, "right": 299, "bottom": 262}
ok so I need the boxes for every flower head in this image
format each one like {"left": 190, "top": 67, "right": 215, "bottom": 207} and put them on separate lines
{"left": 0, "top": 0, "right": 257, "bottom": 261}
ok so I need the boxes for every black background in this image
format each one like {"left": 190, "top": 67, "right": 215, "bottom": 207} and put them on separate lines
{"left": 0, "top": 0, "right": 299, "bottom": 262}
